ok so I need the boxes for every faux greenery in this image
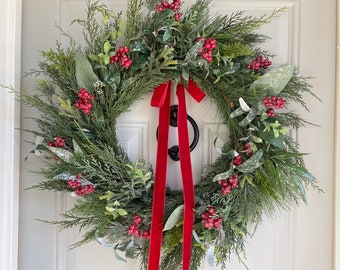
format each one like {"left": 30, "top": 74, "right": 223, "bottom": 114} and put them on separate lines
{"left": 17, "top": 0, "right": 319, "bottom": 269}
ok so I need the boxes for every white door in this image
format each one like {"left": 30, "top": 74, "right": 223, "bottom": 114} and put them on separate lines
{"left": 19, "top": 0, "right": 336, "bottom": 270}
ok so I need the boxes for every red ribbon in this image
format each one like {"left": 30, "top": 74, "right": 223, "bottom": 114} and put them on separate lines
{"left": 148, "top": 79, "right": 205, "bottom": 270}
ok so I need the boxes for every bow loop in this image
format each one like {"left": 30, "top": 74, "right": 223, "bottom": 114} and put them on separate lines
{"left": 151, "top": 81, "right": 171, "bottom": 108}
{"left": 187, "top": 78, "right": 206, "bottom": 103}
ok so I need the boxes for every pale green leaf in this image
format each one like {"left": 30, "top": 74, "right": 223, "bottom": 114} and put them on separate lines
{"left": 114, "top": 249, "right": 127, "bottom": 263}
{"left": 239, "top": 109, "right": 257, "bottom": 127}
{"left": 96, "top": 237, "right": 117, "bottom": 248}
{"left": 239, "top": 97, "right": 250, "bottom": 112}
{"left": 193, "top": 230, "right": 202, "bottom": 244}
{"left": 252, "top": 135, "right": 263, "bottom": 143}
{"left": 249, "top": 64, "right": 295, "bottom": 96}
{"left": 230, "top": 107, "right": 246, "bottom": 118}
{"left": 213, "top": 169, "right": 234, "bottom": 182}
{"left": 72, "top": 139, "right": 84, "bottom": 155}
{"left": 118, "top": 209, "right": 128, "bottom": 216}
{"left": 105, "top": 206, "right": 115, "bottom": 213}
{"left": 163, "top": 205, "right": 184, "bottom": 231}
{"left": 75, "top": 52, "right": 99, "bottom": 90}
{"left": 162, "top": 28, "right": 172, "bottom": 42}
{"left": 53, "top": 172, "right": 72, "bottom": 180}
{"left": 207, "top": 245, "right": 215, "bottom": 267}
{"left": 293, "top": 176, "right": 307, "bottom": 204}
{"left": 103, "top": 41, "right": 111, "bottom": 53}
{"left": 237, "top": 149, "right": 263, "bottom": 173}
{"left": 47, "top": 146, "right": 75, "bottom": 162}
{"left": 185, "top": 39, "right": 204, "bottom": 62}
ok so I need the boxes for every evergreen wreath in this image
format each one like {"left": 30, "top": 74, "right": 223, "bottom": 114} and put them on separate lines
{"left": 18, "top": 0, "right": 319, "bottom": 269}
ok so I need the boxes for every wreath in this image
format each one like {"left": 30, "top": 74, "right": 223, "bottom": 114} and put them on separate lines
{"left": 19, "top": 0, "right": 319, "bottom": 269}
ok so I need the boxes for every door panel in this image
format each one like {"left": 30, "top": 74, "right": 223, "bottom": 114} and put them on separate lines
{"left": 20, "top": 0, "right": 336, "bottom": 270}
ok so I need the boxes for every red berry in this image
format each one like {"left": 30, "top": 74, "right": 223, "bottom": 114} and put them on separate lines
{"left": 213, "top": 218, "right": 222, "bottom": 229}
{"left": 142, "top": 230, "right": 150, "bottom": 239}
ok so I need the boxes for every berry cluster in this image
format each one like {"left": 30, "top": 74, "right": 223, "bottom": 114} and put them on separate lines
{"left": 67, "top": 174, "right": 95, "bottom": 197}
{"left": 127, "top": 214, "right": 150, "bottom": 239}
{"left": 201, "top": 206, "right": 223, "bottom": 229}
{"left": 263, "top": 96, "right": 286, "bottom": 109}
{"left": 74, "top": 88, "right": 95, "bottom": 115}
{"left": 196, "top": 37, "right": 216, "bottom": 63}
{"left": 218, "top": 174, "right": 239, "bottom": 196}
{"left": 232, "top": 154, "right": 243, "bottom": 166}
{"left": 247, "top": 55, "right": 272, "bottom": 71}
{"left": 47, "top": 136, "right": 65, "bottom": 148}
{"left": 156, "top": 1, "right": 182, "bottom": 21}
{"left": 263, "top": 96, "right": 286, "bottom": 117}
{"left": 244, "top": 143, "right": 252, "bottom": 156}
{"left": 110, "top": 46, "right": 133, "bottom": 69}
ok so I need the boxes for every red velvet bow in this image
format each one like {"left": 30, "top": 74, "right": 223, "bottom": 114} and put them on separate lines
{"left": 148, "top": 79, "right": 205, "bottom": 270}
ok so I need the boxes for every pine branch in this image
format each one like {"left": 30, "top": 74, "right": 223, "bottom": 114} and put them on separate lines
{"left": 126, "top": 0, "right": 143, "bottom": 41}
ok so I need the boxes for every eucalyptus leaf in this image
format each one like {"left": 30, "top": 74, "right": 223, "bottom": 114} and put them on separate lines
{"left": 193, "top": 230, "right": 202, "bottom": 244}
{"left": 126, "top": 239, "right": 134, "bottom": 250}
{"left": 218, "top": 228, "right": 226, "bottom": 243}
{"left": 47, "top": 146, "right": 75, "bottom": 162}
{"left": 239, "top": 97, "right": 250, "bottom": 112}
{"left": 293, "top": 176, "right": 308, "bottom": 204}
{"left": 162, "top": 28, "right": 172, "bottom": 42}
{"left": 237, "top": 149, "right": 263, "bottom": 173}
{"left": 185, "top": 39, "right": 204, "bottom": 62}
{"left": 207, "top": 245, "right": 215, "bottom": 267}
{"left": 163, "top": 205, "right": 184, "bottom": 231}
{"left": 212, "top": 169, "right": 234, "bottom": 182}
{"left": 53, "top": 172, "right": 72, "bottom": 180}
{"left": 181, "top": 68, "right": 190, "bottom": 85}
{"left": 249, "top": 64, "right": 295, "bottom": 96}
{"left": 114, "top": 249, "right": 127, "bottom": 263}
{"left": 239, "top": 109, "right": 257, "bottom": 127}
{"left": 230, "top": 107, "right": 246, "bottom": 118}
{"left": 72, "top": 139, "right": 84, "bottom": 155}
{"left": 217, "top": 62, "right": 240, "bottom": 76}
{"left": 96, "top": 237, "right": 117, "bottom": 248}
{"left": 75, "top": 52, "right": 99, "bottom": 90}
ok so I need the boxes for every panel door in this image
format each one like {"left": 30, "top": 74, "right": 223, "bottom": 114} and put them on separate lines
{"left": 19, "top": 0, "right": 336, "bottom": 270}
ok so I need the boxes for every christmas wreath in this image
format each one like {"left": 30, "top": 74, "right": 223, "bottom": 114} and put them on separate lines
{"left": 19, "top": 0, "right": 318, "bottom": 269}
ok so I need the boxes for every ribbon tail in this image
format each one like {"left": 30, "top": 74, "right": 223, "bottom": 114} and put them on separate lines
{"left": 148, "top": 82, "right": 171, "bottom": 270}
{"left": 176, "top": 83, "right": 195, "bottom": 270}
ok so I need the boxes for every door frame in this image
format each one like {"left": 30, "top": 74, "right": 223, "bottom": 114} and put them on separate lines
{"left": 0, "top": 0, "right": 22, "bottom": 270}
{"left": 334, "top": 0, "right": 340, "bottom": 269}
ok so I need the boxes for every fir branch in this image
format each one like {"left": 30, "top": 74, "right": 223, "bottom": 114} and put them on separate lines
{"left": 126, "top": 0, "right": 143, "bottom": 41}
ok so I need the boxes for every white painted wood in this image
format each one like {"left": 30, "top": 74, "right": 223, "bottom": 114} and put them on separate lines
{"left": 18, "top": 0, "right": 336, "bottom": 270}
{"left": 117, "top": 122, "right": 149, "bottom": 162}
{"left": 0, "top": 1, "right": 21, "bottom": 270}
{"left": 291, "top": 1, "right": 335, "bottom": 269}
{"left": 212, "top": 1, "right": 300, "bottom": 64}
{"left": 333, "top": 0, "right": 340, "bottom": 269}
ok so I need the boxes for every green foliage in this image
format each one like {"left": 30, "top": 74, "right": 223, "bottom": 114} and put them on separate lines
{"left": 126, "top": 0, "right": 143, "bottom": 40}
{"left": 15, "top": 1, "right": 320, "bottom": 270}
